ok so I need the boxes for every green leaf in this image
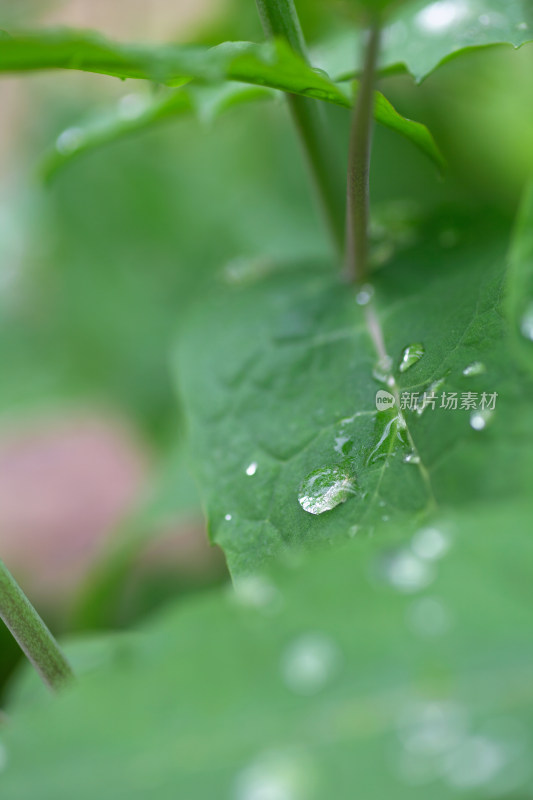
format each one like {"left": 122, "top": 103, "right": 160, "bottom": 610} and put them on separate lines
{"left": 175, "top": 213, "right": 533, "bottom": 576}
{"left": 1, "top": 500, "right": 532, "bottom": 797}
{"left": 41, "top": 83, "right": 275, "bottom": 179}
{"left": 507, "top": 179, "right": 533, "bottom": 374}
{"left": 0, "top": 30, "right": 444, "bottom": 171}
{"left": 316, "top": 0, "right": 533, "bottom": 84}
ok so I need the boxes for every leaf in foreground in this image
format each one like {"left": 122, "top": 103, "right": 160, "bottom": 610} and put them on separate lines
{"left": 176, "top": 212, "right": 533, "bottom": 576}
{"left": 1, "top": 501, "right": 532, "bottom": 798}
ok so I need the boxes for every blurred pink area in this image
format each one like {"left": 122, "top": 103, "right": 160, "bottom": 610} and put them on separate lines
{"left": 0, "top": 415, "right": 147, "bottom": 605}
{"left": 38, "top": 0, "right": 225, "bottom": 42}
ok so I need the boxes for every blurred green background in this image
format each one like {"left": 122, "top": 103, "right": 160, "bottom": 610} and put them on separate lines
{"left": 0, "top": 0, "right": 532, "bottom": 698}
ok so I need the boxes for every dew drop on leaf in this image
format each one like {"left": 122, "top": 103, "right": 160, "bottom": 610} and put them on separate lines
{"left": 372, "top": 354, "right": 393, "bottom": 383}
{"left": 403, "top": 453, "right": 420, "bottom": 465}
{"left": 470, "top": 409, "right": 493, "bottom": 431}
{"left": 333, "top": 435, "right": 352, "bottom": 456}
{"left": 399, "top": 343, "right": 425, "bottom": 373}
{"left": 224, "top": 513, "right": 233, "bottom": 521}
{"left": 462, "top": 361, "right": 485, "bottom": 377}
{"left": 298, "top": 462, "right": 358, "bottom": 515}
{"left": 56, "top": 127, "right": 83, "bottom": 155}
{"left": 245, "top": 461, "right": 258, "bottom": 476}
{"left": 280, "top": 632, "right": 340, "bottom": 695}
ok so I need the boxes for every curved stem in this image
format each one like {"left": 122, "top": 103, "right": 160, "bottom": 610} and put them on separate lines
{"left": 255, "top": 0, "right": 344, "bottom": 254}
{"left": 345, "top": 19, "right": 381, "bottom": 283}
{"left": 0, "top": 559, "right": 74, "bottom": 691}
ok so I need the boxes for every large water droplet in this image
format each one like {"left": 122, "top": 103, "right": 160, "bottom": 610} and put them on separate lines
{"left": 399, "top": 343, "right": 425, "bottom": 373}
{"left": 520, "top": 303, "right": 533, "bottom": 341}
{"left": 280, "top": 632, "right": 340, "bottom": 695}
{"left": 298, "top": 462, "right": 358, "bottom": 515}
{"left": 462, "top": 361, "right": 485, "bottom": 377}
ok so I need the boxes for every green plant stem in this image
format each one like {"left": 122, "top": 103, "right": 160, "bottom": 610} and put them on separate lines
{"left": 345, "top": 20, "right": 381, "bottom": 283}
{"left": 0, "top": 559, "right": 74, "bottom": 691}
{"left": 255, "top": 0, "right": 344, "bottom": 254}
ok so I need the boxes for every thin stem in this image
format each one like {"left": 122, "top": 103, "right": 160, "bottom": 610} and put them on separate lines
{"left": 345, "top": 20, "right": 381, "bottom": 283}
{"left": 255, "top": 0, "right": 344, "bottom": 254}
{"left": 0, "top": 559, "right": 74, "bottom": 691}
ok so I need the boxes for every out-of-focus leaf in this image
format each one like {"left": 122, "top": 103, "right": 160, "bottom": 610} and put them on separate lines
{"left": 0, "top": 30, "right": 444, "bottom": 170}
{"left": 1, "top": 500, "right": 532, "bottom": 798}
{"left": 176, "top": 213, "right": 533, "bottom": 576}
{"left": 316, "top": 0, "right": 533, "bottom": 84}
{"left": 42, "top": 83, "right": 275, "bottom": 178}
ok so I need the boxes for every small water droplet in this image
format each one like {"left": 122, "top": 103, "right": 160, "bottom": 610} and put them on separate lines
{"left": 517, "top": 21, "right": 529, "bottom": 31}
{"left": 298, "top": 462, "right": 358, "bottom": 515}
{"left": 225, "top": 513, "right": 233, "bottom": 521}
{"left": 403, "top": 453, "right": 420, "bottom": 465}
{"left": 407, "top": 596, "right": 451, "bottom": 637}
{"left": 246, "top": 461, "right": 258, "bottom": 476}
{"left": 411, "top": 526, "right": 450, "bottom": 561}
{"left": 56, "top": 127, "right": 84, "bottom": 155}
{"left": 478, "top": 13, "right": 491, "bottom": 26}
{"left": 382, "top": 550, "right": 434, "bottom": 593}
{"left": 355, "top": 284, "right": 374, "bottom": 306}
{"left": 470, "top": 409, "right": 493, "bottom": 431}
{"left": 372, "top": 354, "right": 393, "bottom": 383}
{"left": 520, "top": 303, "right": 533, "bottom": 340}
{"left": 281, "top": 632, "right": 340, "bottom": 695}
{"left": 462, "top": 361, "right": 485, "bottom": 377}
{"left": 399, "top": 343, "right": 425, "bottom": 373}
